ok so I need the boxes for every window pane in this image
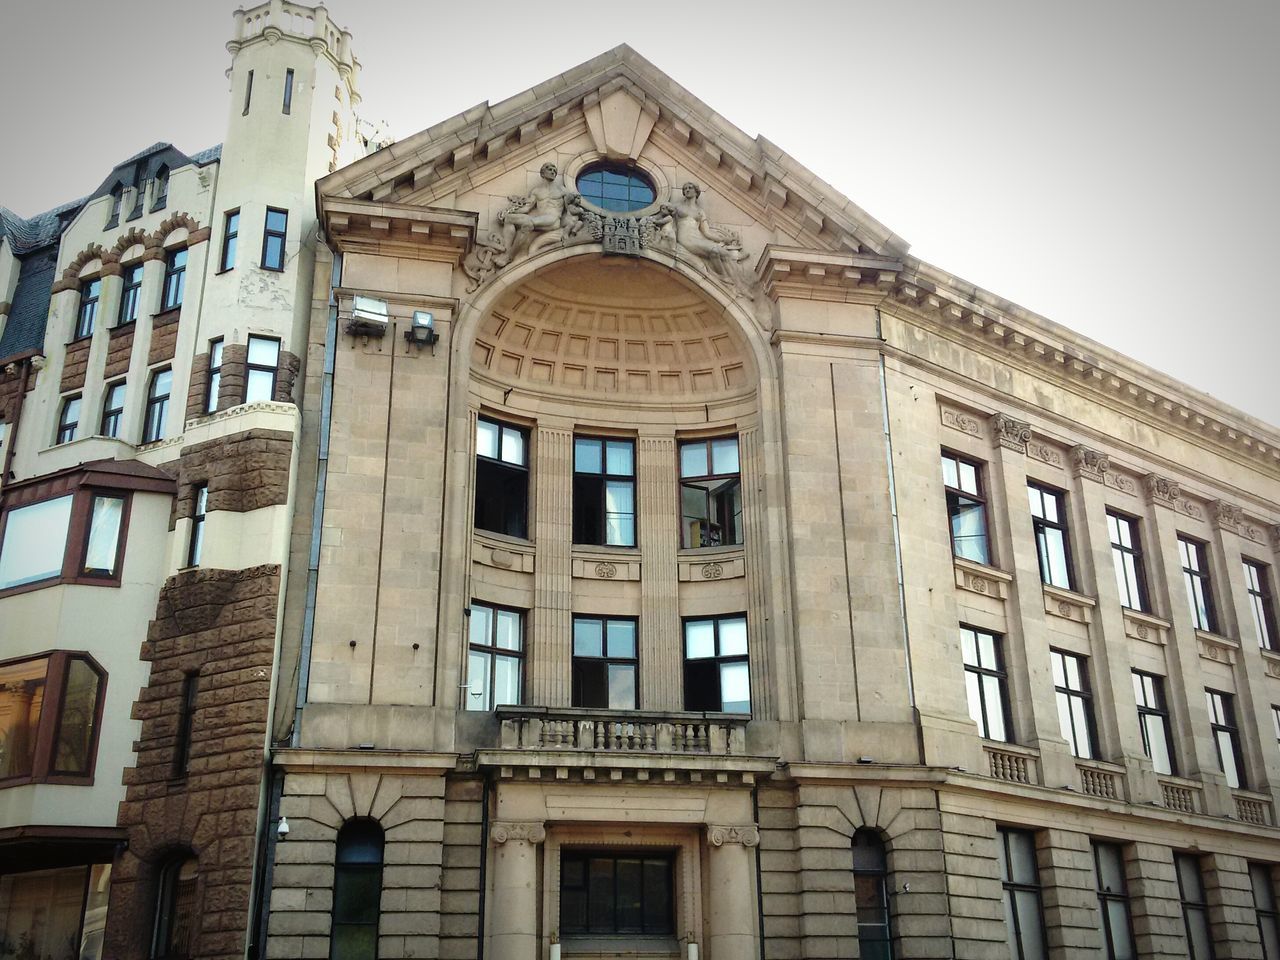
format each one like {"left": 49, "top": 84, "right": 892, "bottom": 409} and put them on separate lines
{"left": 266, "top": 209, "right": 288, "bottom": 232}
{"left": 961, "top": 628, "right": 977, "bottom": 665}
{"left": 719, "top": 618, "right": 748, "bottom": 656}
{"left": 0, "top": 658, "right": 48, "bottom": 777}
{"left": 608, "top": 664, "right": 636, "bottom": 710}
{"left": 1187, "top": 907, "right": 1213, "bottom": 960}
{"left": 495, "top": 610, "right": 522, "bottom": 651}
{"left": 465, "top": 651, "right": 490, "bottom": 711}
{"left": 247, "top": 336, "right": 280, "bottom": 366}
{"left": 469, "top": 604, "right": 492, "bottom": 647}
{"left": 606, "top": 620, "right": 636, "bottom": 658}
{"left": 333, "top": 867, "right": 381, "bottom": 923}
{"left": 685, "top": 621, "right": 715, "bottom": 659}
{"left": 605, "top": 480, "right": 633, "bottom": 517}
{"left": 606, "top": 514, "right": 635, "bottom": 547}
{"left": 330, "top": 924, "right": 377, "bottom": 960}
{"left": 977, "top": 632, "right": 997, "bottom": 668}
{"left": 246, "top": 368, "right": 275, "bottom": 403}
{"left": 1096, "top": 844, "right": 1126, "bottom": 892}
{"left": 616, "top": 858, "right": 643, "bottom": 932}
{"left": 1144, "top": 715, "right": 1173, "bottom": 775}
{"left": 0, "top": 495, "right": 74, "bottom": 588}
{"left": 501, "top": 427, "right": 525, "bottom": 465}
{"left": 574, "top": 618, "right": 603, "bottom": 657}
{"left": 1070, "top": 698, "right": 1093, "bottom": 758}
{"left": 711, "top": 437, "right": 739, "bottom": 475}
{"left": 642, "top": 858, "right": 672, "bottom": 934}
{"left": 605, "top": 441, "right": 633, "bottom": 475}
{"left": 965, "top": 672, "right": 984, "bottom": 731}
{"left": 476, "top": 419, "right": 499, "bottom": 459}
{"left": 84, "top": 496, "right": 124, "bottom": 574}
{"left": 1044, "top": 528, "right": 1071, "bottom": 588}
{"left": 588, "top": 857, "right": 614, "bottom": 933}
{"left": 958, "top": 460, "right": 979, "bottom": 494}
{"left": 982, "top": 675, "right": 1006, "bottom": 742}
{"left": 151, "top": 369, "right": 173, "bottom": 397}
{"left": 1105, "top": 900, "right": 1135, "bottom": 959}
{"left": 680, "top": 443, "right": 707, "bottom": 478}
{"left": 1007, "top": 831, "right": 1037, "bottom": 885}
{"left": 952, "top": 498, "right": 990, "bottom": 563}
{"left": 720, "top": 661, "right": 750, "bottom": 713}
{"left": 573, "top": 660, "right": 607, "bottom": 708}
{"left": 1015, "top": 890, "right": 1047, "bottom": 959}
{"left": 493, "top": 654, "right": 521, "bottom": 706}
{"left": 575, "top": 438, "right": 602, "bottom": 473}
{"left": 263, "top": 235, "right": 284, "bottom": 268}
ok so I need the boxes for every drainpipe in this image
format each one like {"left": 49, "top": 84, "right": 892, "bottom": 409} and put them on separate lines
{"left": 292, "top": 248, "right": 342, "bottom": 746}
{"left": 875, "top": 309, "right": 922, "bottom": 764}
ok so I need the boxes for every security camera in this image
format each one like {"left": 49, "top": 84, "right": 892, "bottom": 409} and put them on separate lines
{"left": 277, "top": 816, "right": 290, "bottom": 840}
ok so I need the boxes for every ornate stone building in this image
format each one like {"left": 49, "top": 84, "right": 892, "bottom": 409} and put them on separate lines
{"left": 262, "top": 39, "right": 1280, "bottom": 960}
{"left": 6, "top": 7, "right": 1280, "bottom": 960}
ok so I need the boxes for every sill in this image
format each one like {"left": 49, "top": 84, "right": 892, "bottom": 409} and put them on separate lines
{"left": 953, "top": 556, "right": 1013, "bottom": 581}
{"left": 1260, "top": 649, "right": 1280, "bottom": 679}
{"left": 676, "top": 542, "right": 744, "bottom": 557}
{"left": 259, "top": 265, "right": 286, "bottom": 273}
{"left": 112, "top": 320, "right": 136, "bottom": 331}
{"left": 0, "top": 772, "right": 94, "bottom": 789}
{"left": 65, "top": 333, "right": 94, "bottom": 347}
{"left": 0, "top": 574, "right": 123, "bottom": 600}
{"left": 560, "top": 937, "right": 680, "bottom": 956}
{"left": 1122, "top": 607, "right": 1171, "bottom": 628}
{"left": 103, "top": 219, "right": 119, "bottom": 231}
{"left": 214, "top": 266, "right": 235, "bottom": 276}
{"left": 1196, "top": 629, "right": 1240, "bottom": 666}
{"left": 572, "top": 544, "right": 641, "bottom": 557}
{"left": 1041, "top": 583, "right": 1096, "bottom": 607}
{"left": 474, "top": 529, "right": 534, "bottom": 549}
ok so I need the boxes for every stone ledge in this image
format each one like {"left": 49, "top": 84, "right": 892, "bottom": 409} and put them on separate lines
{"left": 954, "top": 558, "right": 1012, "bottom": 601}
{"left": 1196, "top": 629, "right": 1240, "bottom": 666}
{"left": 1123, "top": 608, "right": 1172, "bottom": 646}
{"left": 1043, "top": 583, "right": 1096, "bottom": 624}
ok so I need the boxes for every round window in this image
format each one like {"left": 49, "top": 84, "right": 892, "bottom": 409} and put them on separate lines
{"left": 575, "top": 163, "right": 656, "bottom": 214}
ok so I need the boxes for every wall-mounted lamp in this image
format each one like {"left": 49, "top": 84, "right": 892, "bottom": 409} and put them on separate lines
{"left": 277, "top": 816, "right": 290, "bottom": 840}
{"left": 346, "top": 295, "right": 389, "bottom": 337}
{"left": 404, "top": 310, "right": 439, "bottom": 350}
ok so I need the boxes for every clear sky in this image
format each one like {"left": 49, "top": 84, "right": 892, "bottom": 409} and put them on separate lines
{"left": 2, "top": 1, "right": 1277, "bottom": 424}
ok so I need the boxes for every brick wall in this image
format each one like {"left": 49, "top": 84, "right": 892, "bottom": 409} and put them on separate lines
{"left": 104, "top": 565, "right": 281, "bottom": 960}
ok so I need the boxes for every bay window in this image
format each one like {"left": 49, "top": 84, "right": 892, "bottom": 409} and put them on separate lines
{"left": 0, "top": 651, "right": 105, "bottom": 784}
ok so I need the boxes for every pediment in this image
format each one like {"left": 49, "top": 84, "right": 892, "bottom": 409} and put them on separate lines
{"left": 318, "top": 46, "right": 909, "bottom": 263}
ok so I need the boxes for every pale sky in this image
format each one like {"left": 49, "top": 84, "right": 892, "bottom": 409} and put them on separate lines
{"left": 3, "top": 1, "right": 1277, "bottom": 425}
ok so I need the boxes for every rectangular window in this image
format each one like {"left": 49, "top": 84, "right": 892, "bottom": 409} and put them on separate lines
{"left": 560, "top": 850, "right": 674, "bottom": 937}
{"left": 682, "top": 615, "right": 749, "bottom": 713}
{"left": 0, "top": 652, "right": 104, "bottom": 782}
{"left": 173, "top": 672, "right": 198, "bottom": 777}
{"left": 161, "top": 248, "right": 187, "bottom": 311}
{"left": 242, "top": 69, "right": 253, "bottom": 115}
{"left": 99, "top": 381, "right": 126, "bottom": 438}
{"left": 465, "top": 603, "right": 523, "bottom": 711}
{"left": 75, "top": 278, "right": 101, "bottom": 339}
{"left": 1133, "top": 671, "right": 1176, "bottom": 776}
{"left": 206, "top": 338, "right": 224, "bottom": 413}
{"left": 117, "top": 263, "right": 143, "bottom": 326}
{"left": 1206, "top": 689, "right": 1245, "bottom": 789}
{"left": 1107, "top": 511, "right": 1149, "bottom": 611}
{"left": 573, "top": 437, "right": 635, "bottom": 546}
{"left": 261, "top": 208, "right": 288, "bottom": 271}
{"left": 1175, "top": 853, "right": 1215, "bottom": 960}
{"left": 1251, "top": 863, "right": 1280, "bottom": 960}
{"left": 143, "top": 368, "right": 172, "bottom": 443}
{"left": 220, "top": 210, "right": 239, "bottom": 272}
{"left": 1245, "top": 559, "right": 1279, "bottom": 651}
{"left": 1273, "top": 705, "right": 1280, "bottom": 751}
{"left": 1093, "top": 842, "right": 1135, "bottom": 960}
{"left": 679, "top": 436, "right": 742, "bottom": 548}
{"left": 56, "top": 395, "right": 80, "bottom": 445}
{"left": 962, "top": 625, "right": 1009, "bottom": 742}
{"left": 997, "top": 828, "right": 1047, "bottom": 960}
{"left": 572, "top": 616, "right": 637, "bottom": 709}
{"left": 0, "top": 495, "right": 74, "bottom": 588}
{"left": 1180, "top": 536, "right": 1217, "bottom": 632}
{"left": 82, "top": 494, "right": 125, "bottom": 577}
{"left": 1028, "top": 482, "right": 1073, "bottom": 589}
{"left": 1051, "top": 649, "right": 1096, "bottom": 759}
{"left": 282, "top": 68, "right": 294, "bottom": 114}
{"left": 245, "top": 335, "right": 281, "bottom": 403}
{"left": 187, "top": 484, "right": 208, "bottom": 568}
{"left": 942, "top": 450, "right": 991, "bottom": 564}
{"left": 474, "top": 417, "right": 529, "bottom": 539}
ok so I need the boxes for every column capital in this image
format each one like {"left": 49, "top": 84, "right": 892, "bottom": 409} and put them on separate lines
{"left": 491, "top": 820, "right": 546, "bottom": 844}
{"left": 1211, "top": 500, "right": 1244, "bottom": 535}
{"left": 1143, "top": 473, "right": 1181, "bottom": 509}
{"left": 1070, "top": 444, "right": 1110, "bottom": 483}
{"left": 990, "top": 412, "right": 1031, "bottom": 454}
{"left": 706, "top": 824, "right": 759, "bottom": 847}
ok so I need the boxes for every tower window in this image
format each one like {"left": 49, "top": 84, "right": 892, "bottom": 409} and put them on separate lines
{"left": 261, "top": 208, "right": 288, "bottom": 271}
{"left": 161, "top": 249, "right": 187, "bottom": 312}
{"left": 242, "top": 69, "right": 254, "bottom": 115}
{"left": 220, "top": 210, "right": 239, "bottom": 272}
{"left": 76, "top": 278, "right": 101, "bottom": 339}
{"left": 282, "top": 68, "right": 294, "bottom": 114}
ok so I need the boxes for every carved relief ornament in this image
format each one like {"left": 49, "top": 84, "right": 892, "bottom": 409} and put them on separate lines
{"left": 462, "top": 160, "right": 756, "bottom": 300}
{"left": 1144, "top": 474, "right": 1181, "bottom": 508}
{"left": 990, "top": 413, "right": 1032, "bottom": 454}
{"left": 490, "top": 821, "right": 547, "bottom": 844}
{"left": 1071, "top": 445, "right": 1110, "bottom": 483}
{"left": 706, "top": 824, "right": 760, "bottom": 847}
{"left": 1212, "top": 500, "right": 1244, "bottom": 533}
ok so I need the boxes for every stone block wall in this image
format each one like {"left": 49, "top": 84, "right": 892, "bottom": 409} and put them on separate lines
{"left": 104, "top": 564, "right": 281, "bottom": 960}
{"left": 1127, "top": 842, "right": 1189, "bottom": 960}
{"left": 61, "top": 336, "right": 90, "bottom": 391}
{"left": 1036, "top": 828, "right": 1101, "bottom": 957}
{"left": 1205, "top": 852, "right": 1266, "bottom": 958}
{"left": 170, "top": 427, "right": 293, "bottom": 527}
{"left": 440, "top": 777, "right": 483, "bottom": 959}
{"left": 105, "top": 325, "right": 135, "bottom": 379}
{"left": 149, "top": 312, "right": 180, "bottom": 365}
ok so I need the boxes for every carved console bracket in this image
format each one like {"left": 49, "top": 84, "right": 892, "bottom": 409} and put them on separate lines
{"left": 490, "top": 821, "right": 547, "bottom": 844}
{"left": 1144, "top": 474, "right": 1181, "bottom": 509}
{"left": 706, "top": 824, "right": 759, "bottom": 847}
{"left": 1212, "top": 500, "right": 1245, "bottom": 534}
{"left": 1071, "top": 445, "right": 1110, "bottom": 483}
{"left": 990, "top": 413, "right": 1031, "bottom": 454}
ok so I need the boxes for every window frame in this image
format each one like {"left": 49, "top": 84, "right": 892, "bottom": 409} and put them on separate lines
{"left": 206, "top": 338, "right": 224, "bottom": 414}
{"left": 261, "top": 207, "right": 288, "bottom": 272}
{"left": 282, "top": 68, "right": 294, "bottom": 115}
{"left": 997, "top": 827, "right": 1048, "bottom": 960}
{"left": 571, "top": 614, "right": 639, "bottom": 710}
{"left": 573, "top": 436, "right": 636, "bottom": 548}
{"left": 473, "top": 416, "right": 530, "bottom": 540}
{"left": 0, "top": 650, "right": 107, "bottom": 788}
{"left": 678, "top": 435, "right": 743, "bottom": 549}
{"left": 852, "top": 829, "right": 894, "bottom": 959}
{"left": 681, "top": 614, "right": 750, "bottom": 714}
{"left": 56, "top": 394, "right": 81, "bottom": 445}
{"left": 941, "top": 449, "right": 992, "bottom": 565}
{"left": 330, "top": 819, "right": 384, "bottom": 960}
{"left": 143, "top": 367, "right": 173, "bottom": 444}
{"left": 1092, "top": 841, "right": 1135, "bottom": 960}
{"left": 1106, "top": 510, "right": 1149, "bottom": 612}
{"left": 1174, "top": 852, "right": 1216, "bottom": 960}
{"left": 574, "top": 163, "right": 658, "bottom": 214}
{"left": 1028, "top": 481, "right": 1075, "bottom": 590}
{"left": 1051, "top": 649, "right": 1097, "bottom": 760}
{"left": 464, "top": 601, "right": 525, "bottom": 712}
{"left": 961, "top": 625, "right": 1011, "bottom": 743}
{"left": 1133, "top": 670, "right": 1177, "bottom": 776}
{"left": 187, "top": 484, "right": 208, "bottom": 569}
{"left": 99, "top": 380, "right": 126, "bottom": 438}
{"left": 219, "top": 210, "right": 239, "bottom": 273}
{"left": 1179, "top": 535, "right": 1218, "bottom": 633}
{"left": 1251, "top": 863, "right": 1280, "bottom": 960}
{"left": 75, "top": 277, "right": 101, "bottom": 340}
{"left": 160, "top": 248, "right": 187, "bottom": 313}
{"left": 172, "top": 672, "right": 199, "bottom": 779}
{"left": 558, "top": 847, "right": 676, "bottom": 938}
{"left": 244, "top": 335, "right": 281, "bottom": 403}
{"left": 242, "top": 69, "right": 254, "bottom": 115}
{"left": 152, "top": 165, "right": 169, "bottom": 212}
{"left": 151, "top": 852, "right": 199, "bottom": 960}
{"left": 1245, "top": 558, "right": 1279, "bottom": 651}
{"left": 1206, "top": 688, "right": 1246, "bottom": 789}
{"left": 117, "top": 262, "right": 144, "bottom": 327}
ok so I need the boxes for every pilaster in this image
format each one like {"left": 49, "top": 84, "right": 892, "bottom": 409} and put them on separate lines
{"left": 532, "top": 427, "right": 572, "bottom": 706}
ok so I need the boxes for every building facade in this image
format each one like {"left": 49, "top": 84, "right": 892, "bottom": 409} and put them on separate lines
{"left": 5, "top": 7, "right": 1280, "bottom": 960}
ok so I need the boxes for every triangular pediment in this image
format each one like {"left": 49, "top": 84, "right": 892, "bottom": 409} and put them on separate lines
{"left": 319, "top": 45, "right": 909, "bottom": 262}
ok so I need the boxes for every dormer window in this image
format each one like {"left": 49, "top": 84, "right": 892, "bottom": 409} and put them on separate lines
{"left": 105, "top": 185, "right": 123, "bottom": 229}
{"left": 152, "top": 165, "right": 169, "bottom": 212}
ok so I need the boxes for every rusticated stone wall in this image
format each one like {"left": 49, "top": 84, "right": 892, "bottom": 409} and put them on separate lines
{"left": 0, "top": 364, "right": 25, "bottom": 421}
{"left": 104, "top": 564, "right": 281, "bottom": 960}
{"left": 170, "top": 428, "right": 293, "bottom": 526}
{"left": 148, "top": 312, "right": 180, "bottom": 365}
{"left": 105, "top": 325, "right": 135, "bottom": 379}
{"left": 61, "top": 337, "right": 91, "bottom": 391}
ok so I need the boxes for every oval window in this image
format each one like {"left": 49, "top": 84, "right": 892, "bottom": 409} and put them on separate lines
{"left": 576, "top": 164, "right": 656, "bottom": 213}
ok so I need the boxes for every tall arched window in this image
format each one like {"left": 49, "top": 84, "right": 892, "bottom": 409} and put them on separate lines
{"left": 151, "top": 852, "right": 198, "bottom": 960}
{"left": 853, "top": 829, "right": 893, "bottom": 960}
{"left": 331, "top": 818, "right": 384, "bottom": 960}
